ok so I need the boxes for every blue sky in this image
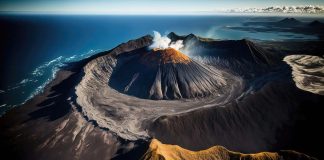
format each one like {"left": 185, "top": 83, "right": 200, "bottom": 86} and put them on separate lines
{"left": 1, "top": 0, "right": 324, "bottom": 14}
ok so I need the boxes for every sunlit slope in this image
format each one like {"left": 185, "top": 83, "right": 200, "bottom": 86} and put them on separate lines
{"left": 141, "top": 139, "right": 316, "bottom": 160}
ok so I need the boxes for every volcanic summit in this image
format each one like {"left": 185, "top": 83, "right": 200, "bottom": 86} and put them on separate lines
{"left": 142, "top": 48, "right": 190, "bottom": 64}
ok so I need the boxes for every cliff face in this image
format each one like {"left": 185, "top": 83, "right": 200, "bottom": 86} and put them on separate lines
{"left": 284, "top": 55, "right": 324, "bottom": 95}
{"left": 141, "top": 139, "right": 316, "bottom": 160}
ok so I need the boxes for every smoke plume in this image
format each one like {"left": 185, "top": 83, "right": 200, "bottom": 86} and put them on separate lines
{"left": 149, "top": 31, "right": 184, "bottom": 50}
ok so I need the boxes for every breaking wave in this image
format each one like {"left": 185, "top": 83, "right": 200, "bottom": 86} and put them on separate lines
{"left": 0, "top": 49, "right": 101, "bottom": 116}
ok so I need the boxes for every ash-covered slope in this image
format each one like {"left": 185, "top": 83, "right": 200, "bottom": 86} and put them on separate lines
{"left": 109, "top": 48, "right": 227, "bottom": 100}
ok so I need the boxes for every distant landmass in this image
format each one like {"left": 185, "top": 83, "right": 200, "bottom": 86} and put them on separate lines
{"left": 231, "top": 18, "right": 324, "bottom": 39}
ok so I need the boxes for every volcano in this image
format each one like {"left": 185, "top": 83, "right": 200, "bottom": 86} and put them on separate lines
{"left": 108, "top": 47, "right": 227, "bottom": 100}
{"left": 0, "top": 32, "right": 322, "bottom": 160}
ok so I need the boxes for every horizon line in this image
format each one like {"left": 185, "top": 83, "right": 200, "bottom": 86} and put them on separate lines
{"left": 1, "top": 11, "right": 324, "bottom": 17}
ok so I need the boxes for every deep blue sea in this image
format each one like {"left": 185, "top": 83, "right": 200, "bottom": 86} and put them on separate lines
{"left": 0, "top": 15, "right": 322, "bottom": 116}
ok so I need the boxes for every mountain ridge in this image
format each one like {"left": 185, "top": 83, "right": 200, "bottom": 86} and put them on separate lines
{"left": 141, "top": 139, "right": 316, "bottom": 160}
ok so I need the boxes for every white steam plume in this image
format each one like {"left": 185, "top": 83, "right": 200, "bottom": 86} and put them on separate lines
{"left": 149, "top": 31, "right": 184, "bottom": 50}
{"left": 170, "top": 40, "right": 184, "bottom": 50}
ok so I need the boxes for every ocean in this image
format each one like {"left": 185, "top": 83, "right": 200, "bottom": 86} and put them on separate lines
{"left": 0, "top": 15, "right": 322, "bottom": 116}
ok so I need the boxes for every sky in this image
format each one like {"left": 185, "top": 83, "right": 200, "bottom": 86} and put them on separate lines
{"left": 0, "top": 0, "right": 324, "bottom": 14}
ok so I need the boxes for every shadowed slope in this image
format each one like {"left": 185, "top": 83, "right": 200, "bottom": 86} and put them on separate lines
{"left": 141, "top": 139, "right": 316, "bottom": 160}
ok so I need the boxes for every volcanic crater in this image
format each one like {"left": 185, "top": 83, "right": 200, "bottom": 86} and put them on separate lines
{"left": 74, "top": 34, "right": 242, "bottom": 140}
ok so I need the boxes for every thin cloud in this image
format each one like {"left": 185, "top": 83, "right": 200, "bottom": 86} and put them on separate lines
{"left": 226, "top": 5, "right": 324, "bottom": 14}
